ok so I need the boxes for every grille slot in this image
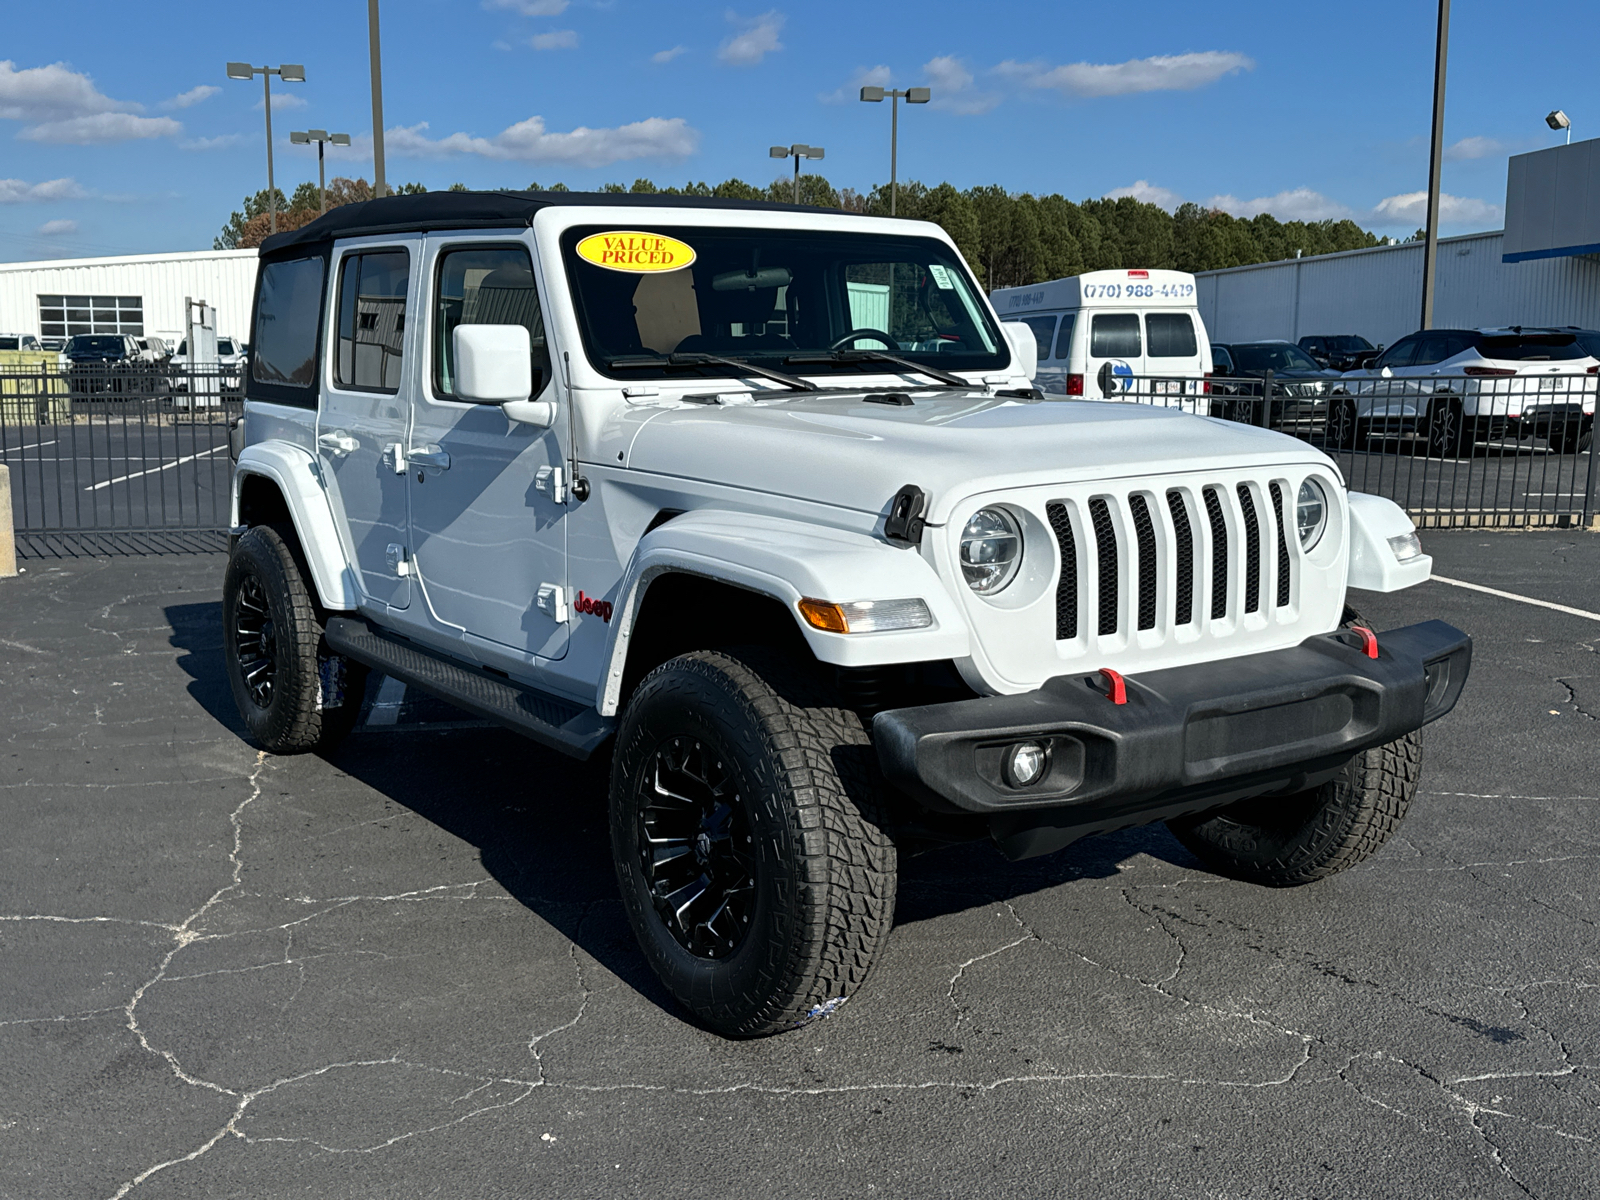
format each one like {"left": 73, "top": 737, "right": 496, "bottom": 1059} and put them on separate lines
{"left": 1269, "top": 481, "right": 1292, "bottom": 608}
{"left": 1088, "top": 498, "right": 1119, "bottom": 636}
{"left": 1202, "top": 486, "right": 1228, "bottom": 619}
{"left": 1167, "top": 490, "right": 1194, "bottom": 626}
{"left": 1130, "top": 494, "right": 1157, "bottom": 631}
{"left": 1238, "top": 483, "right": 1261, "bottom": 614}
{"left": 1045, "top": 501, "right": 1078, "bottom": 640}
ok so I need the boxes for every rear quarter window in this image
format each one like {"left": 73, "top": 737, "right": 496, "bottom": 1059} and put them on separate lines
{"left": 250, "top": 252, "right": 328, "bottom": 407}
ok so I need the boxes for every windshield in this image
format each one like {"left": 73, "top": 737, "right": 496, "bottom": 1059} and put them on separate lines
{"left": 66, "top": 335, "right": 125, "bottom": 355}
{"left": 562, "top": 225, "right": 1005, "bottom": 382}
{"left": 1232, "top": 343, "right": 1323, "bottom": 373}
{"left": 1327, "top": 336, "right": 1373, "bottom": 352}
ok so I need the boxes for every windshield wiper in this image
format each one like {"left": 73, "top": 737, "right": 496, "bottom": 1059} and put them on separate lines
{"left": 783, "top": 349, "right": 970, "bottom": 389}
{"left": 606, "top": 352, "right": 817, "bottom": 393}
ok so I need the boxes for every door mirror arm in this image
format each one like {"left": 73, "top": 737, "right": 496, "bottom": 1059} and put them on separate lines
{"left": 503, "top": 398, "right": 557, "bottom": 427}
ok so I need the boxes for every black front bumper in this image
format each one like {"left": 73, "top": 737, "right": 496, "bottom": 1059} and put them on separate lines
{"left": 873, "top": 621, "right": 1471, "bottom": 859}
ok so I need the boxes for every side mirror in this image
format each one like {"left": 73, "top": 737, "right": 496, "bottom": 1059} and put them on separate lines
{"left": 454, "top": 324, "right": 532, "bottom": 403}
{"left": 999, "top": 321, "right": 1038, "bottom": 381}
{"left": 1380, "top": 365, "right": 1393, "bottom": 379}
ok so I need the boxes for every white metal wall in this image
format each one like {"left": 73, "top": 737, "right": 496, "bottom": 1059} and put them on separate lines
{"left": 0, "top": 250, "right": 259, "bottom": 343}
{"left": 1196, "top": 232, "right": 1600, "bottom": 347}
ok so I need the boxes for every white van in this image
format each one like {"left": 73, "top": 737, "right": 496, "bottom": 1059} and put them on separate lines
{"left": 991, "top": 269, "right": 1212, "bottom": 407}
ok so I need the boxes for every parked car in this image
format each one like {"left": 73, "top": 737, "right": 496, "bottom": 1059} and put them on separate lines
{"left": 1210, "top": 340, "right": 1345, "bottom": 429}
{"left": 134, "top": 336, "right": 171, "bottom": 366}
{"left": 1335, "top": 328, "right": 1597, "bottom": 455}
{"left": 59, "top": 333, "right": 146, "bottom": 396}
{"left": 170, "top": 336, "right": 247, "bottom": 395}
{"left": 1299, "top": 334, "right": 1381, "bottom": 372}
{"left": 225, "top": 189, "right": 1469, "bottom": 1038}
{"left": 0, "top": 333, "right": 44, "bottom": 352}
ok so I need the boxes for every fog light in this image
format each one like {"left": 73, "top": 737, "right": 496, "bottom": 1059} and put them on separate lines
{"left": 1004, "top": 741, "right": 1049, "bottom": 788}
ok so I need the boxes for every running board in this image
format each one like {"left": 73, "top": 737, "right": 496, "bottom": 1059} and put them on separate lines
{"left": 324, "top": 617, "right": 612, "bottom": 759}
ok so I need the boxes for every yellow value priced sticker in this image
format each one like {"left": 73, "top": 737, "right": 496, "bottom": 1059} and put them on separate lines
{"left": 574, "top": 231, "right": 696, "bottom": 273}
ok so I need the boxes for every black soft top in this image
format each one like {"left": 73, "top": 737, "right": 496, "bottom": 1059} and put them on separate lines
{"left": 258, "top": 189, "right": 836, "bottom": 255}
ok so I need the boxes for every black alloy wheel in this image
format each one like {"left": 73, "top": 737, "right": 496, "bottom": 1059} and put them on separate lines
{"left": 1427, "top": 396, "right": 1465, "bottom": 458}
{"left": 232, "top": 572, "right": 278, "bottom": 708}
{"left": 637, "top": 736, "right": 755, "bottom": 959}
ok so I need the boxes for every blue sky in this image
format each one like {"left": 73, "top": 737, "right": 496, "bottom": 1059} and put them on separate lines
{"left": 1, "top": 0, "right": 1593, "bottom": 262}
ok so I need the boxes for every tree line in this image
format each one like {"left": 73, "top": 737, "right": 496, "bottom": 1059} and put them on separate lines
{"left": 216, "top": 174, "right": 1386, "bottom": 286}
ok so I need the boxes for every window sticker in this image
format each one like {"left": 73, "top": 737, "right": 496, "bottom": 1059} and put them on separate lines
{"left": 928, "top": 264, "right": 955, "bottom": 290}
{"left": 574, "top": 231, "right": 697, "bottom": 274}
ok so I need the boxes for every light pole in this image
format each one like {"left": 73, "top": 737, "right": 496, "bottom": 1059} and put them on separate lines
{"left": 1546, "top": 109, "right": 1572, "bottom": 145}
{"left": 226, "top": 62, "right": 306, "bottom": 235}
{"left": 769, "top": 144, "right": 825, "bottom": 205}
{"left": 1419, "top": 0, "right": 1448, "bottom": 330}
{"left": 290, "top": 129, "right": 352, "bottom": 213}
{"left": 368, "top": 0, "right": 387, "bottom": 197}
{"left": 859, "top": 85, "right": 930, "bottom": 216}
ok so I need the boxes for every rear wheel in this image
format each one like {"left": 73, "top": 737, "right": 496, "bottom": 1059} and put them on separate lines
{"left": 1327, "top": 398, "right": 1360, "bottom": 450}
{"left": 1426, "top": 396, "right": 1465, "bottom": 458}
{"left": 1554, "top": 419, "right": 1593, "bottom": 455}
{"left": 610, "top": 649, "right": 897, "bottom": 1037}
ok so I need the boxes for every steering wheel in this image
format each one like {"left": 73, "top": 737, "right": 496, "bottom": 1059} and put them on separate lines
{"left": 829, "top": 328, "right": 897, "bottom": 351}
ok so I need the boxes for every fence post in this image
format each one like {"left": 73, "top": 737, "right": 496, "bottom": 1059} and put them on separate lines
{"left": 0, "top": 464, "right": 17, "bottom": 578}
{"left": 1582, "top": 419, "right": 1598, "bottom": 529}
{"left": 1259, "top": 369, "right": 1274, "bottom": 428}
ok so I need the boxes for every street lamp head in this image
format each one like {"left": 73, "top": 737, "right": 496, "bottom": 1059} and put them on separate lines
{"left": 802, "top": 145, "right": 824, "bottom": 160}
{"left": 770, "top": 145, "right": 789, "bottom": 158}
{"left": 859, "top": 86, "right": 885, "bottom": 103}
{"left": 226, "top": 62, "right": 254, "bottom": 80}
{"left": 330, "top": 133, "right": 351, "bottom": 146}
{"left": 278, "top": 64, "right": 306, "bottom": 83}
{"left": 290, "top": 131, "right": 310, "bottom": 144}
{"left": 905, "top": 87, "right": 931, "bottom": 104}
{"left": 1546, "top": 109, "right": 1571, "bottom": 131}
{"left": 306, "top": 129, "right": 329, "bottom": 141}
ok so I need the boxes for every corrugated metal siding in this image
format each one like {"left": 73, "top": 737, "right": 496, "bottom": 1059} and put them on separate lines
{"left": 1197, "top": 232, "right": 1600, "bottom": 346}
{"left": 0, "top": 250, "right": 259, "bottom": 342}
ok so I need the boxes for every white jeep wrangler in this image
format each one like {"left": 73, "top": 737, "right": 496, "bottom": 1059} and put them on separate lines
{"left": 225, "top": 192, "right": 1471, "bottom": 1037}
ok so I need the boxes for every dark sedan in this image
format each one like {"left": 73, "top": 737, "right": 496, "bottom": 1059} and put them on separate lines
{"left": 1210, "top": 340, "right": 1346, "bottom": 429}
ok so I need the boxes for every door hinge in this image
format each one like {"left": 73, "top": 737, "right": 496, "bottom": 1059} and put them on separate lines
{"left": 384, "top": 443, "right": 407, "bottom": 474}
{"left": 535, "top": 465, "right": 567, "bottom": 504}
{"left": 385, "top": 543, "right": 411, "bottom": 577}
{"left": 536, "top": 583, "right": 568, "bottom": 623}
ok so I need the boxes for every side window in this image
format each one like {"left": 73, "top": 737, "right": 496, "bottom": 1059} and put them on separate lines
{"left": 1053, "top": 315, "right": 1075, "bottom": 359}
{"left": 1303, "top": 337, "right": 1323, "bottom": 354}
{"left": 1145, "top": 312, "right": 1198, "bottom": 358}
{"left": 251, "top": 255, "right": 326, "bottom": 396}
{"left": 434, "top": 245, "right": 550, "bottom": 400}
{"left": 1377, "top": 337, "right": 1418, "bottom": 369}
{"left": 335, "top": 249, "right": 410, "bottom": 392}
{"left": 1212, "top": 345, "right": 1234, "bottom": 373}
{"left": 1412, "top": 334, "right": 1455, "bottom": 367}
{"left": 1090, "top": 312, "right": 1141, "bottom": 358}
{"left": 1018, "top": 315, "right": 1056, "bottom": 362}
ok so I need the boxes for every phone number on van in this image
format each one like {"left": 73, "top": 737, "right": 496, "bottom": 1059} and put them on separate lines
{"left": 1082, "top": 283, "right": 1195, "bottom": 299}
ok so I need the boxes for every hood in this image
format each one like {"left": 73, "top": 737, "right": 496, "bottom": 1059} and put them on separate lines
{"left": 622, "top": 390, "right": 1335, "bottom": 524}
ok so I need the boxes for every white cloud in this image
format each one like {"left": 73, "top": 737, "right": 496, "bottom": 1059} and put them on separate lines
{"left": 180, "top": 133, "right": 244, "bottom": 151}
{"left": 719, "top": 10, "right": 784, "bottom": 67}
{"left": 923, "top": 55, "right": 999, "bottom": 115}
{"left": 530, "top": 29, "right": 579, "bottom": 50}
{"left": 483, "top": 0, "right": 569, "bottom": 13}
{"left": 1372, "top": 191, "right": 1503, "bottom": 228}
{"left": 19, "top": 113, "right": 181, "bottom": 144}
{"left": 161, "top": 85, "right": 219, "bottom": 111}
{"left": 1000, "top": 50, "right": 1253, "bottom": 97}
{"left": 1444, "top": 135, "right": 1506, "bottom": 162}
{"left": 254, "top": 91, "right": 308, "bottom": 112}
{"left": 818, "top": 64, "right": 891, "bottom": 105}
{"left": 36, "top": 218, "right": 77, "bottom": 236}
{"left": 652, "top": 46, "right": 687, "bottom": 64}
{"left": 1105, "top": 180, "right": 1185, "bottom": 212}
{"left": 386, "top": 115, "right": 699, "bottom": 166}
{"left": 1205, "top": 187, "right": 1353, "bottom": 221}
{"left": 0, "top": 176, "right": 85, "bottom": 203}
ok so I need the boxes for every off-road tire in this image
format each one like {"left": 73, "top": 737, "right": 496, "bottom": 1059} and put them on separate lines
{"left": 1166, "top": 606, "right": 1421, "bottom": 886}
{"left": 1554, "top": 419, "right": 1593, "bottom": 455}
{"left": 610, "top": 649, "right": 897, "bottom": 1037}
{"left": 222, "top": 525, "right": 367, "bottom": 755}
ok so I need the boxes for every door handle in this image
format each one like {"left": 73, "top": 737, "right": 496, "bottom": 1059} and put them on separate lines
{"left": 409, "top": 446, "right": 451, "bottom": 470}
{"left": 317, "top": 431, "right": 359, "bottom": 455}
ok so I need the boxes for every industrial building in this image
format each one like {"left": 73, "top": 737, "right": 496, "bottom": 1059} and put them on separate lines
{"left": 0, "top": 249, "right": 258, "bottom": 345}
{"left": 1197, "top": 137, "right": 1600, "bottom": 347}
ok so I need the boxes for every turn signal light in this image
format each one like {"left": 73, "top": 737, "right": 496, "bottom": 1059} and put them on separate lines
{"left": 1065, "top": 373, "right": 1084, "bottom": 396}
{"left": 798, "top": 597, "right": 933, "bottom": 634}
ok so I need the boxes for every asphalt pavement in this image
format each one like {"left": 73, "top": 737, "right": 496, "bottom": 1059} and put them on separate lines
{"left": 1, "top": 532, "right": 1596, "bottom": 1199}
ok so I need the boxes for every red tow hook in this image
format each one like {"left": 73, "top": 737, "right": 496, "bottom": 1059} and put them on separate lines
{"left": 1097, "top": 667, "right": 1128, "bottom": 704}
{"left": 1351, "top": 625, "right": 1379, "bottom": 659}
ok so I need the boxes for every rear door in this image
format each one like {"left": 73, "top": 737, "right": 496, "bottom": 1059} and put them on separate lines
{"left": 1085, "top": 310, "right": 1142, "bottom": 399}
{"left": 1143, "top": 310, "right": 1204, "bottom": 409}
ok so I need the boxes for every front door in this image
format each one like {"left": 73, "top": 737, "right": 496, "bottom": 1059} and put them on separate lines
{"left": 317, "top": 239, "right": 418, "bottom": 610}
{"left": 406, "top": 236, "right": 569, "bottom": 660}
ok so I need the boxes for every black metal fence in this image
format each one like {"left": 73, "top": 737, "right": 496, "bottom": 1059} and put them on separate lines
{"left": 1, "top": 363, "right": 241, "bottom": 548}
{"left": 1101, "top": 369, "right": 1598, "bottom": 529}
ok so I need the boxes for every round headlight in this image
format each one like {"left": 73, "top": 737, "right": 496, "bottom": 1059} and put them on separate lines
{"left": 960, "top": 507, "right": 1023, "bottom": 595}
{"left": 1296, "top": 479, "right": 1328, "bottom": 550}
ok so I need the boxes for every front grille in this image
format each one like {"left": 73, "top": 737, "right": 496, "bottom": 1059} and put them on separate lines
{"left": 1047, "top": 476, "right": 1295, "bottom": 644}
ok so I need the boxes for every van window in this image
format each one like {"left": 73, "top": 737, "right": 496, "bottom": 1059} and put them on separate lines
{"left": 1091, "top": 313, "right": 1141, "bottom": 358}
{"left": 434, "top": 245, "right": 550, "bottom": 400}
{"left": 335, "top": 249, "right": 410, "bottom": 392}
{"left": 1053, "top": 315, "right": 1075, "bottom": 359}
{"left": 252, "top": 256, "right": 325, "bottom": 390}
{"left": 1146, "top": 313, "right": 1197, "bottom": 358}
{"left": 1017, "top": 315, "right": 1056, "bottom": 362}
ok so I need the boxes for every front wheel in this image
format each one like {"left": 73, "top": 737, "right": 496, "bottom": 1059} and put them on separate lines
{"left": 610, "top": 649, "right": 897, "bottom": 1037}
{"left": 1426, "top": 396, "right": 1466, "bottom": 458}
